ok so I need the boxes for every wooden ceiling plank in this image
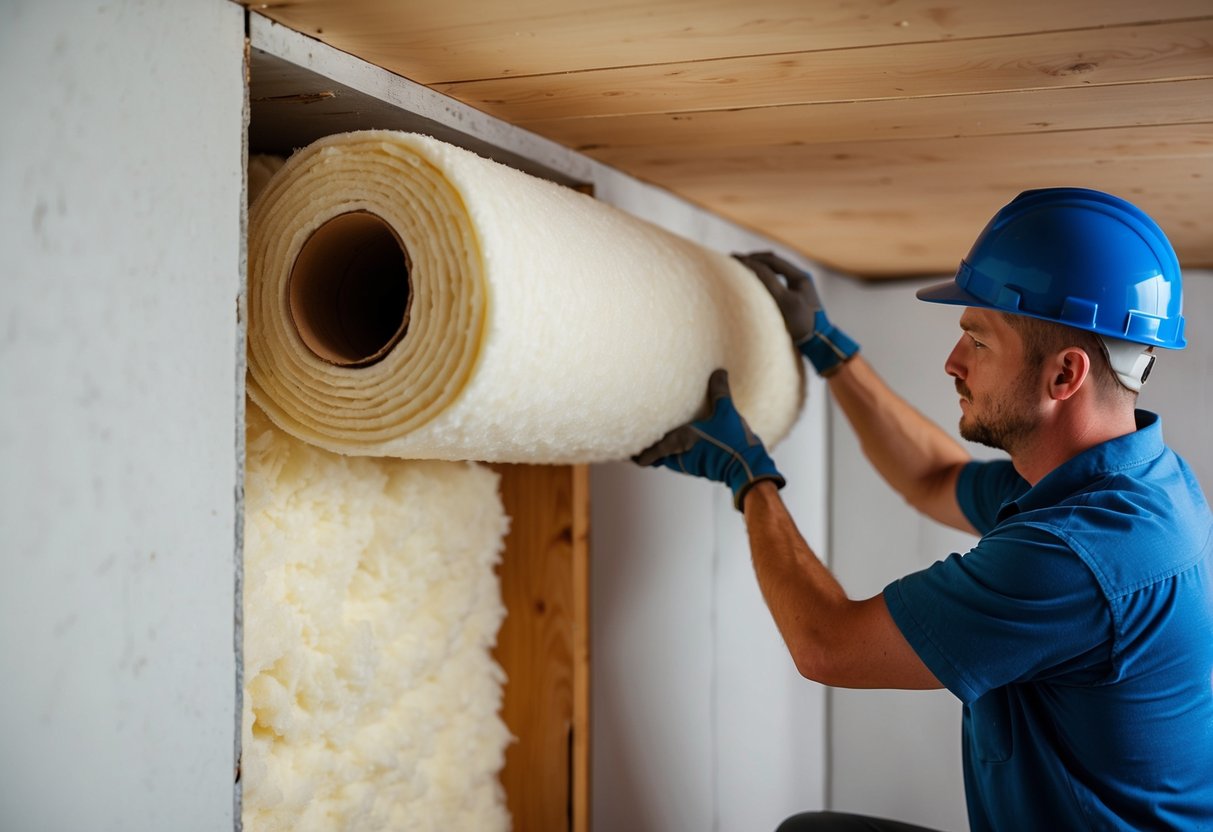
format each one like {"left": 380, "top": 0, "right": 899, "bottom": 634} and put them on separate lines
{"left": 243, "top": 0, "right": 1213, "bottom": 83}
{"left": 672, "top": 161, "right": 1212, "bottom": 276}
{"left": 649, "top": 165, "right": 1213, "bottom": 220}
{"left": 244, "top": 1, "right": 1212, "bottom": 278}
{"left": 434, "top": 20, "right": 1213, "bottom": 122}
{"left": 758, "top": 213, "right": 1213, "bottom": 277}
{"left": 706, "top": 167, "right": 1210, "bottom": 217}
{"left": 520, "top": 78, "right": 1213, "bottom": 154}
{"left": 608, "top": 123, "right": 1213, "bottom": 179}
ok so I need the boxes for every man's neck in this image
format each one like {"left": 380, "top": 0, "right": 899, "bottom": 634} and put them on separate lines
{"left": 1011, "top": 404, "right": 1138, "bottom": 486}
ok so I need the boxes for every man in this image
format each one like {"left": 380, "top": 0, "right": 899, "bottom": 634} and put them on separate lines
{"left": 638, "top": 188, "right": 1213, "bottom": 830}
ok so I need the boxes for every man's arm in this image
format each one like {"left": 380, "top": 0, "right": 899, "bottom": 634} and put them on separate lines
{"left": 827, "top": 356, "right": 974, "bottom": 533}
{"left": 736, "top": 252, "right": 974, "bottom": 533}
{"left": 634, "top": 373, "right": 942, "bottom": 689}
{"left": 742, "top": 481, "right": 942, "bottom": 689}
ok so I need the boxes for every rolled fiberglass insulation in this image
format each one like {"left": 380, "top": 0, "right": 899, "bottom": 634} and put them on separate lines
{"left": 247, "top": 153, "right": 285, "bottom": 206}
{"left": 242, "top": 403, "right": 510, "bottom": 832}
{"left": 247, "top": 130, "right": 803, "bottom": 462}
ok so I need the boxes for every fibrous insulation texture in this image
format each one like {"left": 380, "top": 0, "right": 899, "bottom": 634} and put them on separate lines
{"left": 241, "top": 403, "right": 511, "bottom": 832}
{"left": 247, "top": 131, "right": 803, "bottom": 462}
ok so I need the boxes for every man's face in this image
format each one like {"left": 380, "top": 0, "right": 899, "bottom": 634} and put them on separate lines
{"left": 944, "top": 309, "right": 1043, "bottom": 454}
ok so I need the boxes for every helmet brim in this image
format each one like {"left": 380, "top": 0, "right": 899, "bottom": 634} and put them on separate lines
{"left": 915, "top": 273, "right": 1187, "bottom": 350}
{"left": 915, "top": 278, "right": 992, "bottom": 309}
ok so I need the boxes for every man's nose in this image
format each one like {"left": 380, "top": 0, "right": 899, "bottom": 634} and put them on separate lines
{"left": 944, "top": 340, "right": 966, "bottom": 380}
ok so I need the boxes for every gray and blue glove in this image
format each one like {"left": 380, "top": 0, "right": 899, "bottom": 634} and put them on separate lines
{"left": 635, "top": 369, "right": 784, "bottom": 511}
{"left": 734, "top": 251, "right": 860, "bottom": 376}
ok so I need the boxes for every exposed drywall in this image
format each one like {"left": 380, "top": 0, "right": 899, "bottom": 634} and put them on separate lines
{"left": 590, "top": 178, "right": 830, "bottom": 831}
{"left": 826, "top": 270, "right": 1213, "bottom": 831}
{"left": 1140, "top": 271, "right": 1213, "bottom": 489}
{"left": 826, "top": 277, "right": 977, "bottom": 831}
{"left": 0, "top": 1, "right": 246, "bottom": 829}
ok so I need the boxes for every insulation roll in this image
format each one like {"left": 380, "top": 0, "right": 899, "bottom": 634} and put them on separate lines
{"left": 247, "top": 130, "right": 803, "bottom": 462}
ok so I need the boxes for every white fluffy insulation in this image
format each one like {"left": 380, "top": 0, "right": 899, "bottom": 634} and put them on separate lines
{"left": 241, "top": 403, "right": 512, "bottom": 832}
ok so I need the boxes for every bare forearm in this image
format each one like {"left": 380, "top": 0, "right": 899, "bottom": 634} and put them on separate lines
{"left": 743, "top": 481, "right": 943, "bottom": 690}
{"left": 743, "top": 481, "right": 848, "bottom": 680}
{"left": 828, "top": 356, "right": 972, "bottom": 527}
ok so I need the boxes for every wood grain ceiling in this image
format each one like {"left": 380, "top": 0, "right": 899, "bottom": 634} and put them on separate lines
{"left": 241, "top": 0, "right": 1213, "bottom": 278}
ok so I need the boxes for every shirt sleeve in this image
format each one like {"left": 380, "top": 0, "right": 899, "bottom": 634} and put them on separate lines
{"left": 883, "top": 523, "right": 1112, "bottom": 704}
{"left": 956, "top": 459, "right": 1029, "bottom": 535}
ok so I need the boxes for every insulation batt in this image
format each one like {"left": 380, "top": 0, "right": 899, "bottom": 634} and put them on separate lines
{"left": 242, "top": 403, "right": 511, "bottom": 832}
{"left": 247, "top": 131, "right": 804, "bottom": 463}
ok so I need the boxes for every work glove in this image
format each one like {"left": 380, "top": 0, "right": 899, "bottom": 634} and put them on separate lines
{"left": 635, "top": 369, "right": 785, "bottom": 511}
{"left": 734, "top": 251, "right": 860, "bottom": 376}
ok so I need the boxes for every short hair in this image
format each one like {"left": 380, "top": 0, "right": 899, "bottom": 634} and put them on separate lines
{"left": 1001, "top": 313, "right": 1136, "bottom": 404}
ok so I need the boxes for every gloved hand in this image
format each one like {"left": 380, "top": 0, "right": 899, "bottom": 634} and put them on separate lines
{"left": 634, "top": 369, "right": 785, "bottom": 511}
{"left": 734, "top": 251, "right": 860, "bottom": 376}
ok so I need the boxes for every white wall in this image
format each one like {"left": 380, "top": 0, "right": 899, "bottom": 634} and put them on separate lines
{"left": 591, "top": 177, "right": 830, "bottom": 832}
{"left": 0, "top": 2, "right": 246, "bottom": 830}
{"left": 1139, "top": 271, "right": 1213, "bottom": 488}
{"left": 826, "top": 270, "right": 1213, "bottom": 831}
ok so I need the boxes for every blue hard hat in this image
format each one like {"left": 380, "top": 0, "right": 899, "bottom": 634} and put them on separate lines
{"left": 917, "top": 187, "right": 1186, "bottom": 349}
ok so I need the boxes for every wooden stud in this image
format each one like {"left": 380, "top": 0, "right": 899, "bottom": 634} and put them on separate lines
{"left": 493, "top": 463, "right": 591, "bottom": 832}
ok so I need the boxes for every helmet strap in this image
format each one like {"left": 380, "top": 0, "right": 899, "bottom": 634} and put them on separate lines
{"left": 1099, "top": 336, "right": 1156, "bottom": 393}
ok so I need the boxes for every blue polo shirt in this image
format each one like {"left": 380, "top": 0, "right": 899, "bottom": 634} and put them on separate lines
{"left": 884, "top": 411, "right": 1213, "bottom": 830}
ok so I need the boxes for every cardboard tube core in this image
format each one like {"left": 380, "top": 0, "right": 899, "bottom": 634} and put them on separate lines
{"left": 288, "top": 211, "right": 412, "bottom": 366}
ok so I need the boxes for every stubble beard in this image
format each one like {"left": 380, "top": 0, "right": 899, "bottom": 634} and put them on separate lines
{"left": 957, "top": 373, "right": 1041, "bottom": 454}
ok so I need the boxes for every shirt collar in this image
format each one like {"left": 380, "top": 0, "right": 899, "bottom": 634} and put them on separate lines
{"left": 996, "top": 410, "right": 1165, "bottom": 522}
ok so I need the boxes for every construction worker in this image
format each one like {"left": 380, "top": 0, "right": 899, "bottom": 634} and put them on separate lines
{"left": 638, "top": 188, "right": 1213, "bottom": 830}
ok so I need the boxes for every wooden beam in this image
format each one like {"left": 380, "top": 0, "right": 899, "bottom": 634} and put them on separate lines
{"left": 570, "top": 463, "right": 590, "bottom": 832}
{"left": 493, "top": 463, "right": 590, "bottom": 832}
{"left": 437, "top": 20, "right": 1213, "bottom": 121}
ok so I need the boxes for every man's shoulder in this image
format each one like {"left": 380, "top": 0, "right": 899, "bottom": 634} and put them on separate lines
{"left": 1007, "top": 467, "right": 1212, "bottom": 598}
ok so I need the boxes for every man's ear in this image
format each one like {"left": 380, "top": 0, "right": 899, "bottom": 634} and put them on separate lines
{"left": 1049, "top": 347, "right": 1092, "bottom": 401}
